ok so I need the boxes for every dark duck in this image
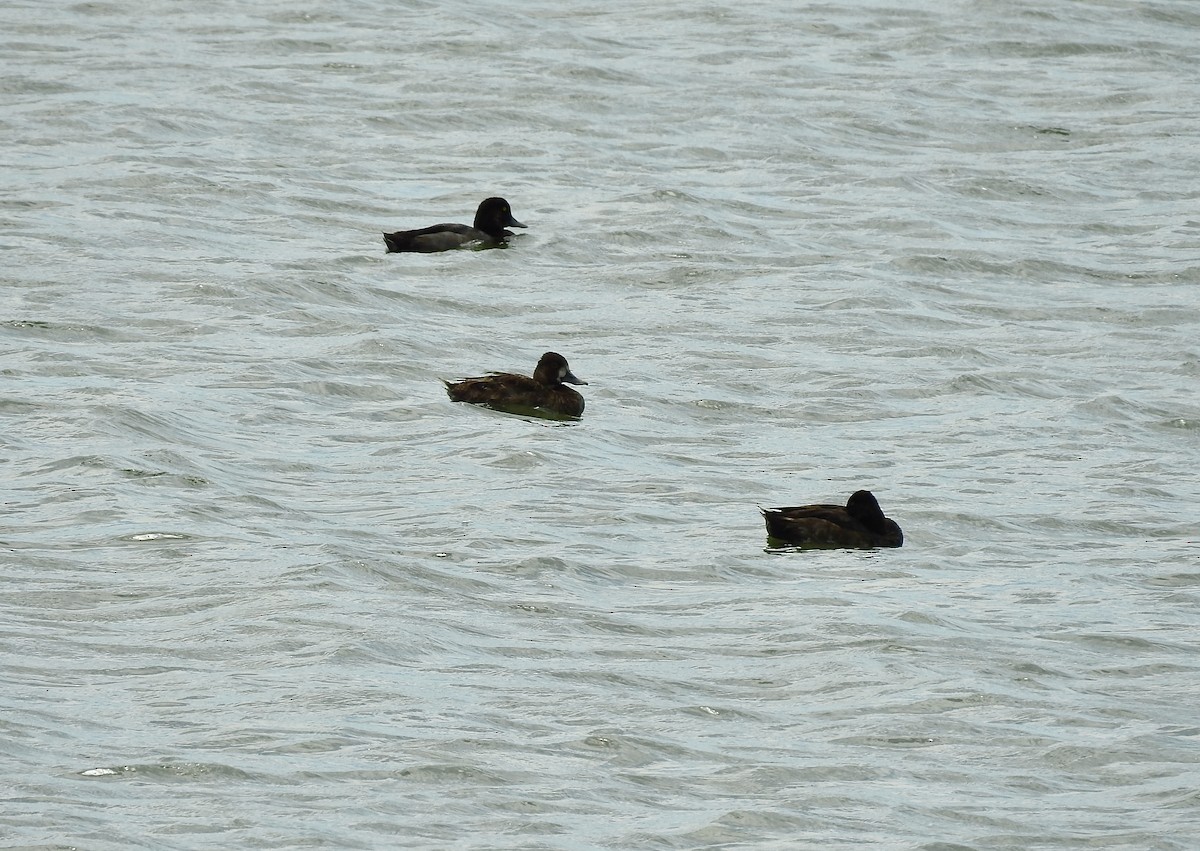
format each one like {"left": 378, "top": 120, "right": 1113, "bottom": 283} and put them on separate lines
{"left": 761, "top": 490, "right": 903, "bottom": 549}
{"left": 383, "top": 197, "right": 526, "bottom": 253}
{"left": 445, "top": 352, "right": 587, "bottom": 420}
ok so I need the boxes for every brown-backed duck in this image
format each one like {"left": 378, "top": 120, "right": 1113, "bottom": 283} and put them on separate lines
{"left": 762, "top": 490, "right": 903, "bottom": 549}
{"left": 446, "top": 352, "right": 587, "bottom": 419}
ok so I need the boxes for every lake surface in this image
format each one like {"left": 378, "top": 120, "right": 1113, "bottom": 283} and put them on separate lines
{"left": 3, "top": 1, "right": 1199, "bottom": 848}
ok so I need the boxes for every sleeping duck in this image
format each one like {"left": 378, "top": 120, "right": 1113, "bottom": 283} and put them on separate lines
{"left": 761, "top": 490, "right": 903, "bottom": 549}
{"left": 384, "top": 197, "right": 526, "bottom": 253}
{"left": 445, "top": 352, "right": 587, "bottom": 420}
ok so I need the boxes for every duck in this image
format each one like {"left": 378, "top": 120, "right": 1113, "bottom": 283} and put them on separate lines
{"left": 445, "top": 352, "right": 587, "bottom": 419}
{"left": 761, "top": 490, "right": 903, "bottom": 549}
{"left": 383, "top": 197, "right": 526, "bottom": 253}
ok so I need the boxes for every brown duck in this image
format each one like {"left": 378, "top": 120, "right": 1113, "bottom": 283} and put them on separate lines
{"left": 761, "top": 490, "right": 903, "bottom": 549}
{"left": 445, "top": 352, "right": 587, "bottom": 419}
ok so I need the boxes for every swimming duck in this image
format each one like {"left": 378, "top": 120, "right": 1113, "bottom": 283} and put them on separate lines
{"left": 445, "top": 352, "right": 587, "bottom": 419}
{"left": 383, "top": 197, "right": 526, "bottom": 253}
{"left": 761, "top": 490, "right": 903, "bottom": 549}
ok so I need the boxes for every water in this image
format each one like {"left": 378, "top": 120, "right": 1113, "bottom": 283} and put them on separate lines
{"left": 3, "top": 0, "right": 1199, "bottom": 848}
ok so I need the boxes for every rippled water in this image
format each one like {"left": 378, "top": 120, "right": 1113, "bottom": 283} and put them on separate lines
{"left": 4, "top": 0, "right": 1200, "bottom": 848}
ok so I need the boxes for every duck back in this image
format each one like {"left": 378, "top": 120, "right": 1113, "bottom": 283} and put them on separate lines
{"left": 446, "top": 373, "right": 584, "bottom": 419}
{"left": 384, "top": 224, "right": 485, "bottom": 253}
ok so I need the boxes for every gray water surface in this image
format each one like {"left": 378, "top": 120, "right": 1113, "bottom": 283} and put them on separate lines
{"left": 3, "top": 1, "right": 1199, "bottom": 848}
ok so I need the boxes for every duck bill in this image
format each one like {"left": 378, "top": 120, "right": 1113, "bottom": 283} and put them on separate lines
{"left": 507, "top": 215, "right": 527, "bottom": 229}
{"left": 562, "top": 370, "right": 587, "bottom": 385}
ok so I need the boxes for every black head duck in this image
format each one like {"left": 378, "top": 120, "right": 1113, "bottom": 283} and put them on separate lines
{"left": 762, "top": 490, "right": 903, "bottom": 549}
{"left": 445, "top": 351, "right": 587, "bottom": 420}
{"left": 384, "top": 197, "right": 526, "bottom": 253}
